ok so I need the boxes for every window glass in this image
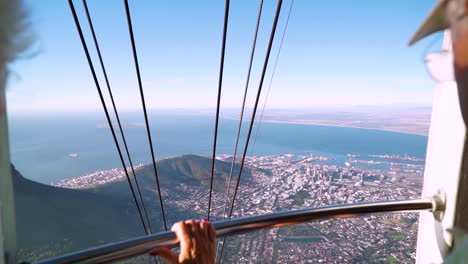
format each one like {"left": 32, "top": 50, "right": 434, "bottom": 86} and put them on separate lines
{"left": 7, "top": 0, "right": 437, "bottom": 262}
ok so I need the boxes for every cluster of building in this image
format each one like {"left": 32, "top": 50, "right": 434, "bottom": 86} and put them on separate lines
{"left": 51, "top": 164, "right": 144, "bottom": 189}
{"left": 211, "top": 154, "right": 423, "bottom": 263}
{"left": 143, "top": 153, "right": 423, "bottom": 263}
{"left": 51, "top": 152, "right": 424, "bottom": 263}
{"left": 368, "top": 154, "right": 425, "bottom": 162}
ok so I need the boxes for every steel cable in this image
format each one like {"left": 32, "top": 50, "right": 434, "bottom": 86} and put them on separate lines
{"left": 82, "top": 0, "right": 155, "bottom": 234}
{"left": 250, "top": 0, "right": 294, "bottom": 157}
{"left": 217, "top": 0, "right": 284, "bottom": 261}
{"left": 123, "top": 0, "right": 168, "bottom": 231}
{"left": 216, "top": 0, "right": 264, "bottom": 259}
{"left": 68, "top": 0, "right": 149, "bottom": 234}
{"left": 207, "top": 0, "right": 231, "bottom": 221}
{"left": 221, "top": 0, "right": 264, "bottom": 222}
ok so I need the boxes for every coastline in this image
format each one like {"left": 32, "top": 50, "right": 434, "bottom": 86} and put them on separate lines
{"left": 261, "top": 119, "right": 428, "bottom": 137}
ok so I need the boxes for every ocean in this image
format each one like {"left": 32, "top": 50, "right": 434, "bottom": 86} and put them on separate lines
{"left": 7, "top": 112, "right": 428, "bottom": 184}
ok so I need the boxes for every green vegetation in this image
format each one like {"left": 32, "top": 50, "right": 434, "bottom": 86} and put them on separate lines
{"left": 281, "top": 224, "right": 322, "bottom": 237}
{"left": 378, "top": 218, "right": 402, "bottom": 225}
{"left": 315, "top": 223, "right": 325, "bottom": 229}
{"left": 290, "top": 190, "right": 309, "bottom": 206}
{"left": 176, "top": 207, "right": 188, "bottom": 213}
{"left": 135, "top": 154, "right": 250, "bottom": 191}
{"left": 388, "top": 234, "right": 406, "bottom": 240}
{"left": 386, "top": 255, "right": 398, "bottom": 262}
{"left": 227, "top": 240, "right": 240, "bottom": 251}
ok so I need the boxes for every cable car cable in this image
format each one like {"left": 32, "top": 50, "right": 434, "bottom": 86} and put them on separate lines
{"left": 221, "top": 0, "right": 264, "bottom": 221}
{"left": 68, "top": 0, "right": 149, "bottom": 234}
{"left": 123, "top": 0, "right": 168, "bottom": 231}
{"left": 207, "top": 0, "right": 231, "bottom": 221}
{"left": 217, "top": 0, "right": 284, "bottom": 261}
{"left": 250, "top": 0, "right": 294, "bottom": 157}
{"left": 217, "top": 0, "right": 264, "bottom": 255}
{"left": 82, "top": 0, "right": 155, "bottom": 233}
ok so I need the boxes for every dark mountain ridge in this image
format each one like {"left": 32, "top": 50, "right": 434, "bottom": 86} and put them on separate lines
{"left": 12, "top": 164, "right": 143, "bottom": 260}
{"left": 12, "top": 155, "right": 250, "bottom": 262}
{"left": 90, "top": 154, "right": 249, "bottom": 200}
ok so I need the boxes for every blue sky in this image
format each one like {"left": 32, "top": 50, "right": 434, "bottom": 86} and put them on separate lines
{"left": 6, "top": 0, "right": 441, "bottom": 113}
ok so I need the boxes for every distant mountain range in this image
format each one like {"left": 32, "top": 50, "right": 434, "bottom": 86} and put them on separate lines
{"left": 210, "top": 106, "right": 430, "bottom": 136}
{"left": 13, "top": 154, "right": 249, "bottom": 262}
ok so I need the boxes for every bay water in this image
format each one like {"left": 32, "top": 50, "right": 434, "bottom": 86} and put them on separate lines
{"left": 7, "top": 112, "right": 428, "bottom": 184}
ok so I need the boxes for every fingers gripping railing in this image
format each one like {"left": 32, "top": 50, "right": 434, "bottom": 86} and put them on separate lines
{"left": 36, "top": 193, "right": 445, "bottom": 264}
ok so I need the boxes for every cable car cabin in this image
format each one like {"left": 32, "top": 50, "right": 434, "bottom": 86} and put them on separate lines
{"left": 1, "top": 0, "right": 468, "bottom": 263}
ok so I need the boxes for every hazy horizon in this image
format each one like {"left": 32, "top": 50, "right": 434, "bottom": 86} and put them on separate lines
{"left": 6, "top": 103, "right": 433, "bottom": 114}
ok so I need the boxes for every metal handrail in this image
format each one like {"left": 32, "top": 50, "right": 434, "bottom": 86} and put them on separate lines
{"left": 35, "top": 195, "right": 444, "bottom": 264}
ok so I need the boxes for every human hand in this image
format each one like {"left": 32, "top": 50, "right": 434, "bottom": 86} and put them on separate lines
{"left": 150, "top": 219, "right": 216, "bottom": 264}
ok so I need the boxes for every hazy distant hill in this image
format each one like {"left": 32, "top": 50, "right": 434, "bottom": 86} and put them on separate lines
{"left": 12, "top": 155, "right": 248, "bottom": 262}
{"left": 254, "top": 107, "right": 431, "bottom": 135}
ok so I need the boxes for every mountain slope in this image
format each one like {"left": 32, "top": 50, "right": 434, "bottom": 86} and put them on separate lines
{"left": 13, "top": 155, "right": 250, "bottom": 262}
{"left": 91, "top": 154, "right": 250, "bottom": 198}
{"left": 139, "top": 154, "right": 249, "bottom": 187}
{"left": 12, "top": 164, "right": 144, "bottom": 260}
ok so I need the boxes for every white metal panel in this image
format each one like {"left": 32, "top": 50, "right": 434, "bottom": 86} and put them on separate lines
{"left": 416, "top": 52, "right": 465, "bottom": 263}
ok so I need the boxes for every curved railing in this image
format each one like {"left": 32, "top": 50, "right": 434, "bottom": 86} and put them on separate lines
{"left": 36, "top": 193, "right": 445, "bottom": 264}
